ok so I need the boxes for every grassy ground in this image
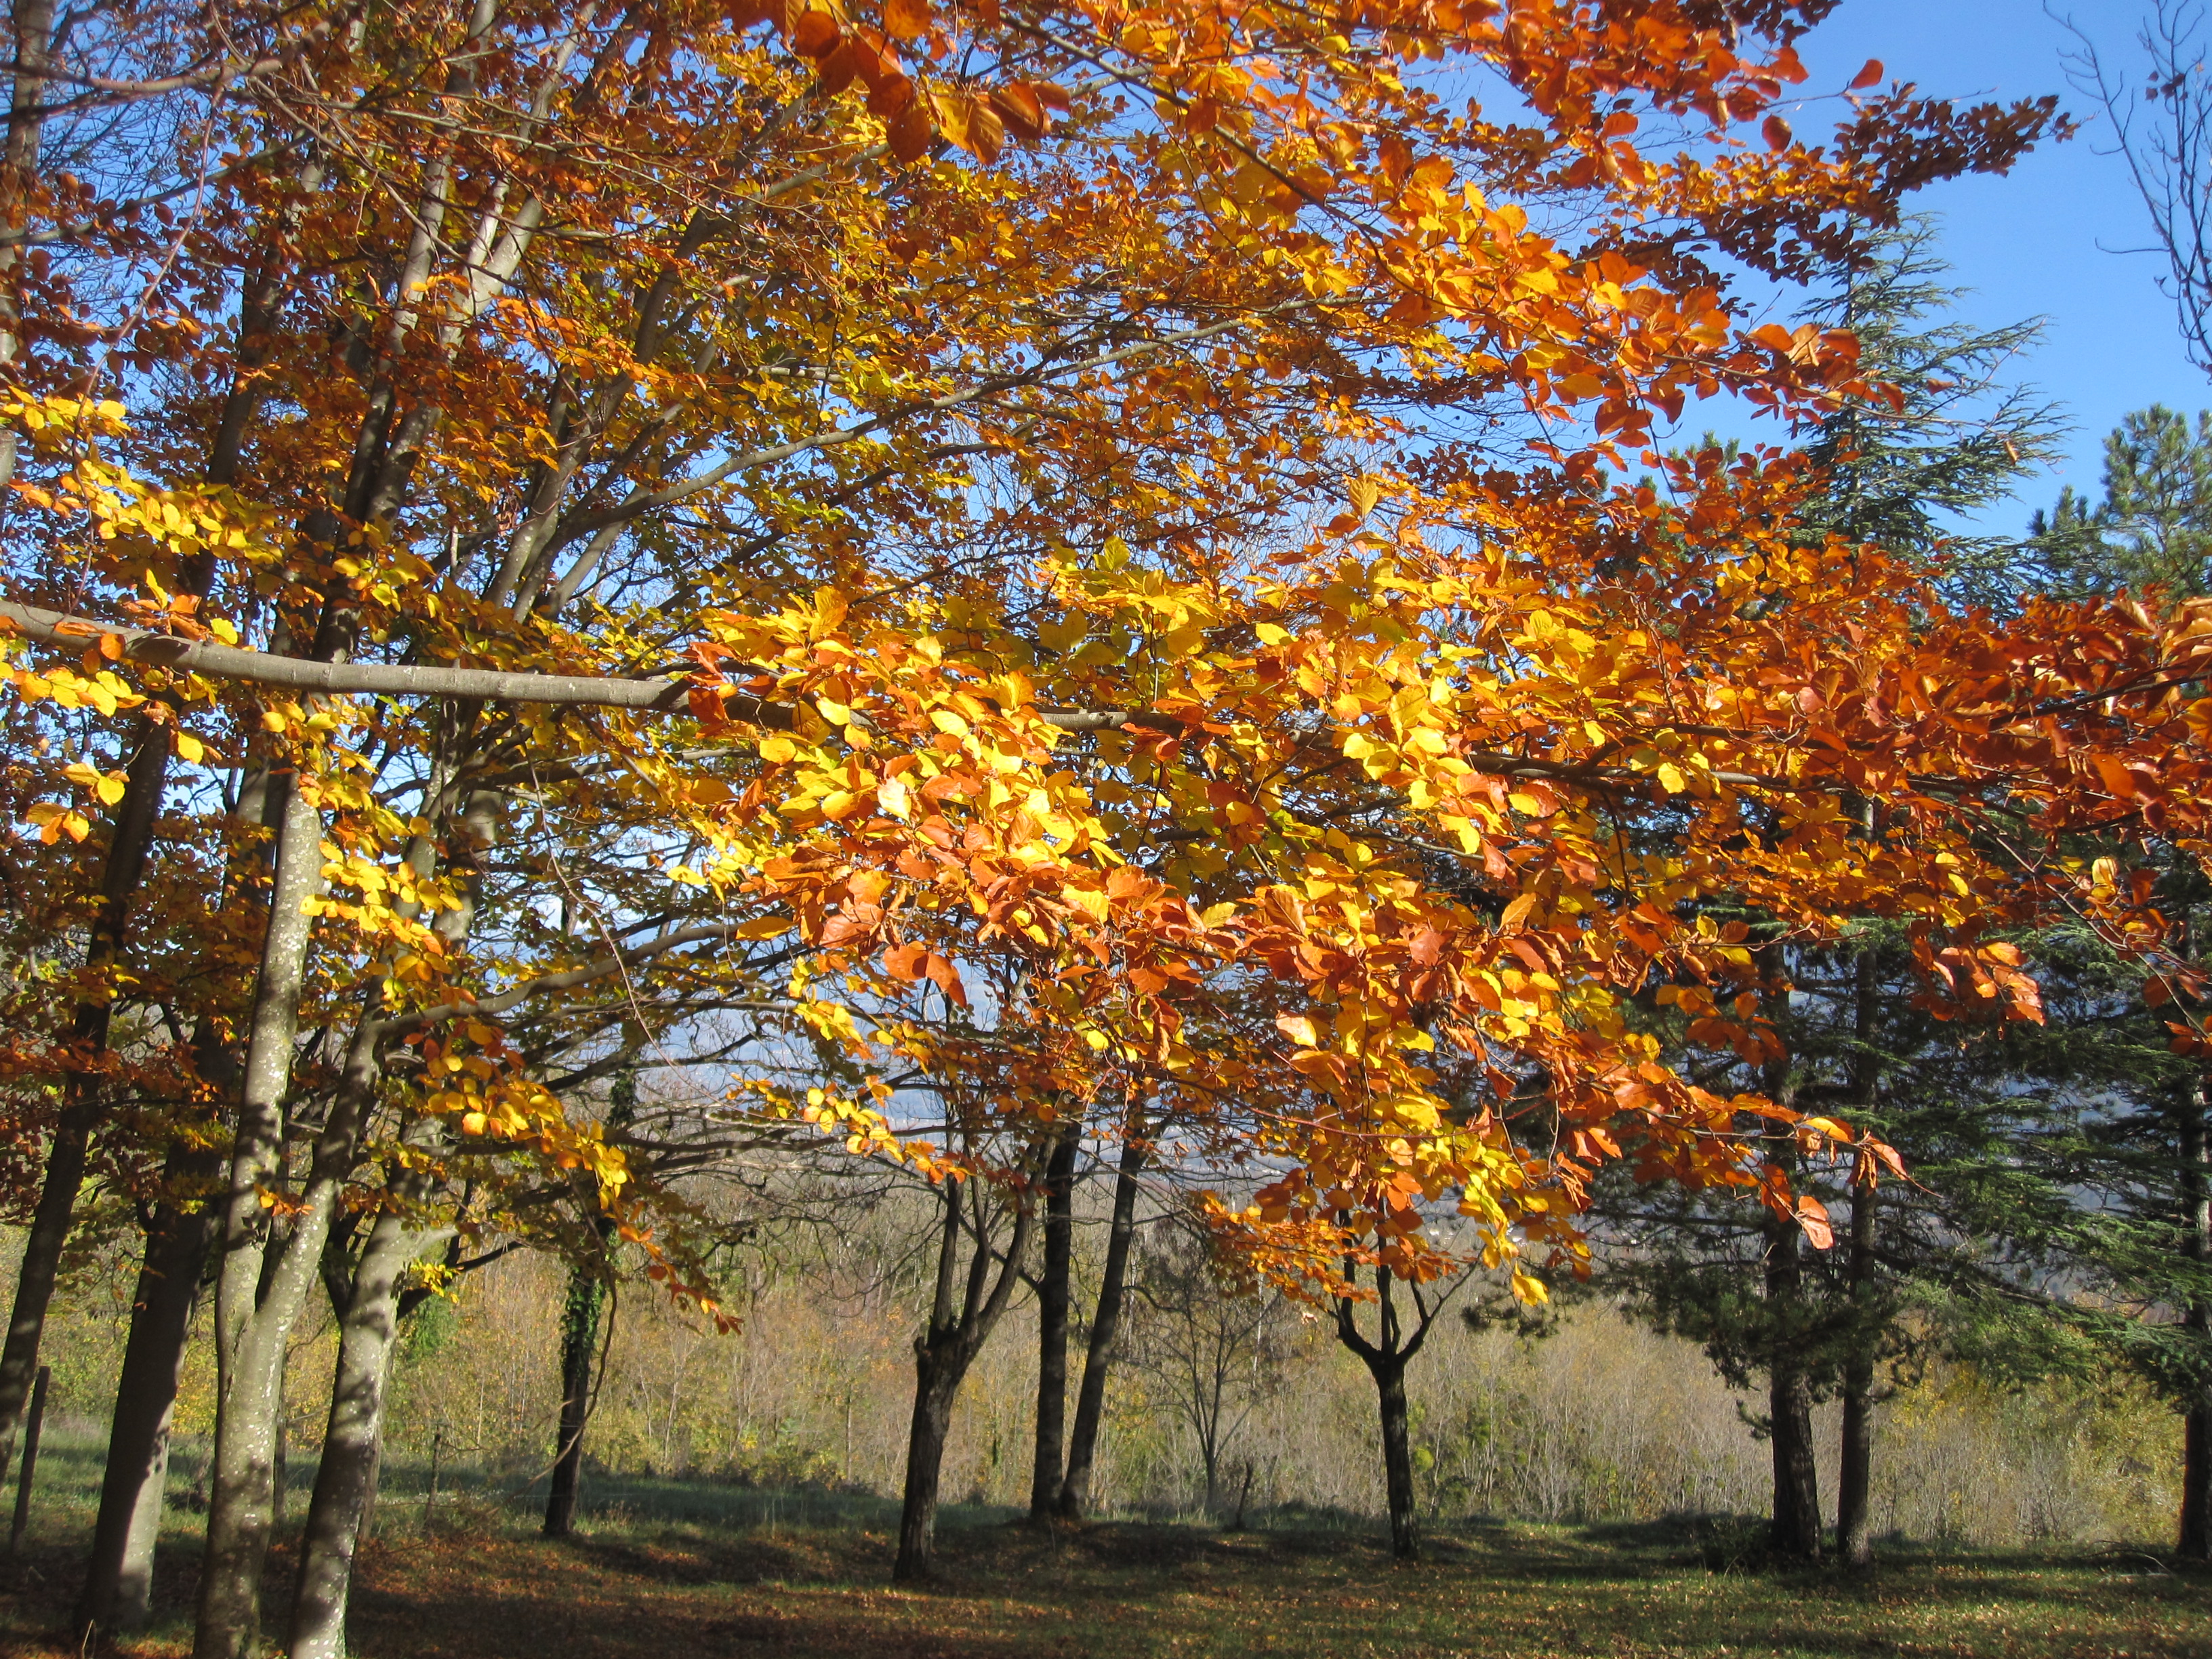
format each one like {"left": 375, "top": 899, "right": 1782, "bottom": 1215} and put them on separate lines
{"left": 0, "top": 1439, "right": 2205, "bottom": 1658}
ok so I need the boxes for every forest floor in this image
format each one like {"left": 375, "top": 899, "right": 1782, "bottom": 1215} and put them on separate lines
{"left": 0, "top": 1443, "right": 2205, "bottom": 1658}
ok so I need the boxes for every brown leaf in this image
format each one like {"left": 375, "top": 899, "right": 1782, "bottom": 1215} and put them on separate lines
{"left": 887, "top": 97, "right": 933, "bottom": 162}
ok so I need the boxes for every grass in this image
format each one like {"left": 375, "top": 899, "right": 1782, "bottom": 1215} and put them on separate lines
{"left": 0, "top": 1438, "right": 2205, "bottom": 1658}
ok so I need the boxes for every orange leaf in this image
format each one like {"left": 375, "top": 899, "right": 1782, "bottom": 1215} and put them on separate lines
{"left": 1849, "top": 58, "right": 1883, "bottom": 91}
{"left": 922, "top": 952, "right": 967, "bottom": 1005}
{"left": 991, "top": 82, "right": 1047, "bottom": 141}
{"left": 883, "top": 942, "right": 927, "bottom": 981}
{"left": 1795, "top": 1195, "right": 1833, "bottom": 1250}
{"left": 869, "top": 70, "right": 915, "bottom": 119}
{"left": 2092, "top": 754, "right": 2139, "bottom": 799}
{"left": 882, "top": 0, "right": 930, "bottom": 43}
{"left": 789, "top": 7, "right": 840, "bottom": 56}
{"left": 818, "top": 37, "right": 866, "bottom": 94}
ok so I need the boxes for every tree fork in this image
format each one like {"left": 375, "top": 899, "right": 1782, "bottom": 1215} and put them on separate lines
{"left": 1058, "top": 1130, "right": 1145, "bottom": 1522}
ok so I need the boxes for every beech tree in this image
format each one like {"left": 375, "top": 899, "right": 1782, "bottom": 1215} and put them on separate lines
{"left": 17, "top": 0, "right": 2208, "bottom": 1641}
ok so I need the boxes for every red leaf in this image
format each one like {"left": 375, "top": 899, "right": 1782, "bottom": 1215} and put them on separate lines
{"left": 1761, "top": 114, "right": 1793, "bottom": 152}
{"left": 1849, "top": 58, "right": 1883, "bottom": 91}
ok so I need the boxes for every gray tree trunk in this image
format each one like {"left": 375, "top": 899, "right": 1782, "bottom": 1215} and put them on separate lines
{"left": 196, "top": 779, "right": 332, "bottom": 1659}
{"left": 75, "top": 1141, "right": 221, "bottom": 1635}
{"left": 2179, "top": 1089, "right": 2210, "bottom": 1561}
{"left": 289, "top": 1206, "right": 446, "bottom": 1659}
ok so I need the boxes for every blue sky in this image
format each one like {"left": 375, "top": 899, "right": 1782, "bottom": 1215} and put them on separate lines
{"left": 1761, "top": 0, "right": 2210, "bottom": 533}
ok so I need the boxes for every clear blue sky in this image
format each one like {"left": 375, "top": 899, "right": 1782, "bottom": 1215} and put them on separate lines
{"left": 1772, "top": 0, "right": 2209, "bottom": 533}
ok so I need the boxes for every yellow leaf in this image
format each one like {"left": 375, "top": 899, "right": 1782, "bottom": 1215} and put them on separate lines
{"left": 175, "top": 731, "right": 205, "bottom": 763}
{"left": 1276, "top": 1012, "right": 1320, "bottom": 1048}
{"left": 1655, "top": 762, "right": 1686, "bottom": 794}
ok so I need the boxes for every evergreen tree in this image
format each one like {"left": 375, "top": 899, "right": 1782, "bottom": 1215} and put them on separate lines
{"left": 1589, "top": 224, "right": 2061, "bottom": 1565}
{"left": 2028, "top": 405, "right": 2212, "bottom": 599}
{"left": 1793, "top": 217, "right": 2062, "bottom": 609}
{"left": 1993, "top": 430, "right": 2212, "bottom": 1557}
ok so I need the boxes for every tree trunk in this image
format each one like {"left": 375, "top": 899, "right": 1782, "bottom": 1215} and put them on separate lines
{"left": 893, "top": 1170, "right": 1036, "bottom": 1581}
{"left": 1836, "top": 930, "right": 1881, "bottom": 1569}
{"left": 0, "top": 0, "right": 55, "bottom": 504}
{"left": 1027, "top": 1128, "right": 1078, "bottom": 1523}
{"left": 75, "top": 1145, "right": 220, "bottom": 1636}
{"left": 0, "top": 719, "right": 172, "bottom": 1482}
{"left": 1374, "top": 1356, "right": 1416, "bottom": 1559}
{"left": 1837, "top": 1179, "right": 1877, "bottom": 1569}
{"left": 1765, "top": 1209, "right": 1824, "bottom": 1561}
{"left": 289, "top": 1208, "right": 445, "bottom": 1659}
{"left": 894, "top": 1356, "right": 960, "bottom": 1582}
{"left": 2179, "top": 1089, "right": 2211, "bottom": 1561}
{"left": 197, "top": 780, "right": 333, "bottom": 1659}
{"left": 543, "top": 1263, "right": 604, "bottom": 1538}
{"left": 1059, "top": 1134, "right": 1144, "bottom": 1521}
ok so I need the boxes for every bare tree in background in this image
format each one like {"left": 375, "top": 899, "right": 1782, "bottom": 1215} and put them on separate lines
{"left": 2066, "top": 2, "right": 2212, "bottom": 375}
{"left": 1130, "top": 1225, "right": 1290, "bottom": 1520}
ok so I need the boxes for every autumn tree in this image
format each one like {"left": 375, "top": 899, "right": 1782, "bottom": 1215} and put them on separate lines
{"left": 0, "top": 0, "right": 2106, "bottom": 1637}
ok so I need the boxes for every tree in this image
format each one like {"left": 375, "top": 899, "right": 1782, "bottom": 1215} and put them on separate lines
{"left": 2064, "top": 1, "right": 2212, "bottom": 377}
{"left": 1332, "top": 1254, "right": 1452, "bottom": 1559}
{"left": 2030, "top": 406, "right": 2212, "bottom": 598}
{"left": 896, "top": 1145, "right": 1038, "bottom": 1580}
{"left": 0, "top": 3, "right": 2095, "bottom": 1645}
{"left": 1129, "top": 1219, "right": 1290, "bottom": 1519}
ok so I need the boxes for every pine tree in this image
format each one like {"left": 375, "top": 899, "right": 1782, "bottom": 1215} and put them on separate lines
{"left": 2028, "top": 405, "right": 2212, "bottom": 599}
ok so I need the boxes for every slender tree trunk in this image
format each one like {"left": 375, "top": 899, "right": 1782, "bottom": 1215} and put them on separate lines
{"left": 1027, "top": 1128, "right": 1078, "bottom": 1523}
{"left": 197, "top": 780, "right": 332, "bottom": 1659}
{"left": 0, "top": 0, "right": 55, "bottom": 504}
{"left": 289, "top": 1206, "right": 445, "bottom": 1659}
{"left": 1765, "top": 1208, "right": 1823, "bottom": 1561}
{"left": 546, "top": 1086, "right": 628, "bottom": 1539}
{"left": 75, "top": 1144, "right": 222, "bottom": 1636}
{"left": 1374, "top": 1356, "right": 1416, "bottom": 1559}
{"left": 543, "top": 1264, "right": 604, "bottom": 1538}
{"left": 1059, "top": 1134, "right": 1144, "bottom": 1521}
{"left": 1837, "top": 1179, "right": 1877, "bottom": 1569}
{"left": 1836, "top": 933, "right": 1881, "bottom": 1569}
{"left": 2179, "top": 1088, "right": 2211, "bottom": 1561}
{"left": 0, "top": 720, "right": 171, "bottom": 1482}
